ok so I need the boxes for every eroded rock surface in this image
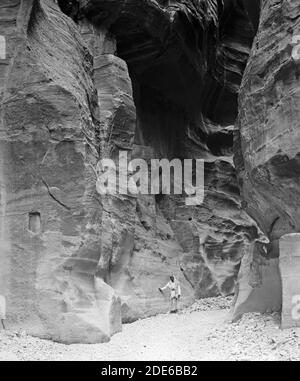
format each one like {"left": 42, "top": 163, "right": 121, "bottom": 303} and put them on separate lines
{"left": 0, "top": 0, "right": 120, "bottom": 343}
{"left": 232, "top": 0, "right": 300, "bottom": 320}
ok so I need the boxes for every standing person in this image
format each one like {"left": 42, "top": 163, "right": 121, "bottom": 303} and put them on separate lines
{"left": 0, "top": 295, "right": 6, "bottom": 330}
{"left": 159, "top": 275, "right": 181, "bottom": 313}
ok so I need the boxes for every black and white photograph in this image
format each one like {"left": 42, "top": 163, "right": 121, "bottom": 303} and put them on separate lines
{"left": 0, "top": 0, "right": 300, "bottom": 365}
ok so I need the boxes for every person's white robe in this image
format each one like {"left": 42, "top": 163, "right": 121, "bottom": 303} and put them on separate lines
{"left": 161, "top": 279, "right": 181, "bottom": 299}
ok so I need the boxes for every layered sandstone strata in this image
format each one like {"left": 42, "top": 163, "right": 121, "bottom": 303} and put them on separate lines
{"left": 0, "top": 0, "right": 121, "bottom": 343}
{"left": 232, "top": 0, "right": 300, "bottom": 320}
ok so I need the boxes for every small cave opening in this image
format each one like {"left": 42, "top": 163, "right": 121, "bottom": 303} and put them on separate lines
{"left": 80, "top": 0, "right": 260, "bottom": 164}
{"left": 57, "top": 0, "right": 80, "bottom": 23}
{"left": 29, "top": 212, "right": 41, "bottom": 233}
{"left": 206, "top": 131, "right": 234, "bottom": 157}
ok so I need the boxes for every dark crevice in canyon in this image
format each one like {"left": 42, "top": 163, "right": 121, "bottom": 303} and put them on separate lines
{"left": 55, "top": 0, "right": 264, "bottom": 331}
{"left": 78, "top": 0, "right": 263, "bottom": 305}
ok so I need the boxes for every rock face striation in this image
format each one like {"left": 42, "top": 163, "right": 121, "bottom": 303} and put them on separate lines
{"left": 232, "top": 0, "right": 300, "bottom": 322}
{"left": 0, "top": 0, "right": 122, "bottom": 344}
{"left": 0, "top": 0, "right": 297, "bottom": 342}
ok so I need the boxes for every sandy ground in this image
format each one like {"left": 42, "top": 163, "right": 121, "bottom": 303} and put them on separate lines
{"left": 0, "top": 297, "right": 300, "bottom": 361}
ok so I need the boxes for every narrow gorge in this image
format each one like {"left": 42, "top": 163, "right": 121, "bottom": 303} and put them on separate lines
{"left": 0, "top": 0, "right": 299, "bottom": 344}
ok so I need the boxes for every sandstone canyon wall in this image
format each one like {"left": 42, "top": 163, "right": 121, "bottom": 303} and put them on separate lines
{"left": 1, "top": 0, "right": 296, "bottom": 343}
{"left": 232, "top": 0, "right": 300, "bottom": 321}
{"left": 0, "top": 0, "right": 124, "bottom": 344}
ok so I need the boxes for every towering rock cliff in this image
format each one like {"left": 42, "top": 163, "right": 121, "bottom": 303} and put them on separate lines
{"left": 0, "top": 0, "right": 121, "bottom": 343}
{"left": 1, "top": 0, "right": 296, "bottom": 343}
{"left": 232, "top": 0, "right": 300, "bottom": 320}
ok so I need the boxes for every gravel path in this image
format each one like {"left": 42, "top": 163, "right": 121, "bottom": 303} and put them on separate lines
{"left": 0, "top": 297, "right": 300, "bottom": 361}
